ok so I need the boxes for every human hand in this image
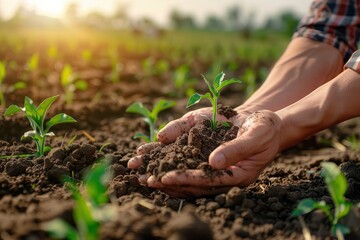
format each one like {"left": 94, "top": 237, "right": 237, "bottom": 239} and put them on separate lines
{"left": 128, "top": 109, "right": 281, "bottom": 197}
{"left": 127, "top": 106, "right": 250, "bottom": 170}
{"left": 143, "top": 110, "right": 283, "bottom": 197}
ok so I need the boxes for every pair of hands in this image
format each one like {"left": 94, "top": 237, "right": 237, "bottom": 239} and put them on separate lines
{"left": 128, "top": 107, "right": 283, "bottom": 197}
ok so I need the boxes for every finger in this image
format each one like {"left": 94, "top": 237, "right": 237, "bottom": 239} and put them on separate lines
{"left": 160, "top": 167, "right": 255, "bottom": 187}
{"left": 137, "top": 142, "right": 161, "bottom": 155}
{"left": 209, "top": 111, "right": 278, "bottom": 169}
{"left": 157, "top": 115, "right": 196, "bottom": 144}
{"left": 127, "top": 155, "right": 143, "bottom": 169}
{"left": 209, "top": 135, "right": 260, "bottom": 169}
{"left": 147, "top": 176, "right": 231, "bottom": 197}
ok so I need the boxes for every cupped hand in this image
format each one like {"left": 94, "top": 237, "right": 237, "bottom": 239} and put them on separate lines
{"left": 128, "top": 107, "right": 250, "bottom": 170}
{"left": 128, "top": 109, "right": 281, "bottom": 198}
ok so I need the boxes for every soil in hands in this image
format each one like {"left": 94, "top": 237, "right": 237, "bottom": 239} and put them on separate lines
{"left": 137, "top": 105, "right": 238, "bottom": 179}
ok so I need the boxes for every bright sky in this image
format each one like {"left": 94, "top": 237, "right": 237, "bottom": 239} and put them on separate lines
{"left": 0, "top": 0, "right": 313, "bottom": 26}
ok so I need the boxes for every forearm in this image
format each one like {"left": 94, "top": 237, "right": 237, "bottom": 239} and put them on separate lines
{"left": 277, "top": 69, "right": 360, "bottom": 150}
{"left": 236, "top": 37, "right": 343, "bottom": 113}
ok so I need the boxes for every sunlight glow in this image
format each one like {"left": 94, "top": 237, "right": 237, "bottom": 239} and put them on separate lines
{"left": 25, "top": 0, "right": 68, "bottom": 18}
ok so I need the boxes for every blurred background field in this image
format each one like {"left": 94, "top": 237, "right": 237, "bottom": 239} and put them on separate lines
{"left": 0, "top": 0, "right": 312, "bottom": 108}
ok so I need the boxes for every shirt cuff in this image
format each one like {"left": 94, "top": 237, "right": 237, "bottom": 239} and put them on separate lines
{"left": 344, "top": 50, "right": 360, "bottom": 74}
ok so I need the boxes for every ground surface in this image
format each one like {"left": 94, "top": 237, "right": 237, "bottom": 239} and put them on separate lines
{"left": 1, "top": 32, "right": 360, "bottom": 240}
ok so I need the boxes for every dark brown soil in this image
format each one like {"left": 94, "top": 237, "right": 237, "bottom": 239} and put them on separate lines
{"left": 139, "top": 120, "right": 239, "bottom": 180}
{"left": 1, "top": 36, "right": 360, "bottom": 240}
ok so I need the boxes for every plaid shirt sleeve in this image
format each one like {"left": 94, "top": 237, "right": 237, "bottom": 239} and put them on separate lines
{"left": 293, "top": 0, "right": 360, "bottom": 63}
{"left": 345, "top": 50, "right": 360, "bottom": 73}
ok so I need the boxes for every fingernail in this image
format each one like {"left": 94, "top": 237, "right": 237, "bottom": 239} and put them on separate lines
{"left": 211, "top": 152, "right": 226, "bottom": 168}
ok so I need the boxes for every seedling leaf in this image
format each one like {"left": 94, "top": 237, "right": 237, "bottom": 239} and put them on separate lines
{"left": 61, "top": 64, "right": 73, "bottom": 86}
{"left": 4, "top": 105, "right": 23, "bottom": 116}
{"left": 292, "top": 199, "right": 331, "bottom": 218}
{"left": 46, "top": 113, "right": 77, "bottom": 132}
{"left": 186, "top": 93, "right": 202, "bottom": 108}
{"left": 0, "top": 61, "right": 6, "bottom": 84}
{"left": 217, "top": 78, "right": 242, "bottom": 92}
{"left": 201, "top": 74, "right": 217, "bottom": 97}
{"left": 75, "top": 80, "right": 88, "bottom": 91}
{"left": 126, "top": 102, "right": 151, "bottom": 119}
{"left": 213, "top": 71, "right": 225, "bottom": 89}
{"left": 37, "top": 95, "right": 59, "bottom": 126}
{"left": 321, "top": 162, "right": 347, "bottom": 207}
{"left": 22, "top": 130, "right": 36, "bottom": 139}
{"left": 24, "top": 97, "right": 37, "bottom": 119}
{"left": 84, "top": 161, "right": 110, "bottom": 207}
{"left": 187, "top": 92, "right": 212, "bottom": 108}
{"left": 152, "top": 99, "right": 176, "bottom": 118}
{"left": 13, "top": 81, "right": 27, "bottom": 90}
{"left": 133, "top": 132, "right": 151, "bottom": 142}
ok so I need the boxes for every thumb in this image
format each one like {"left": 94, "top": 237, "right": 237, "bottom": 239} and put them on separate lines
{"left": 209, "top": 110, "right": 280, "bottom": 169}
{"left": 209, "top": 132, "right": 259, "bottom": 169}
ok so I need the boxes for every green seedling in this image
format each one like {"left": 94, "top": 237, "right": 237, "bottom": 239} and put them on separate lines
{"left": 26, "top": 53, "right": 39, "bottom": 72}
{"left": 4, "top": 95, "right": 76, "bottom": 157}
{"left": 61, "top": 64, "right": 88, "bottom": 105}
{"left": 292, "top": 162, "right": 352, "bottom": 238}
{"left": 107, "top": 63, "right": 122, "bottom": 83}
{"left": 343, "top": 134, "right": 360, "bottom": 152}
{"left": 82, "top": 50, "right": 92, "bottom": 63}
{"left": 172, "top": 64, "right": 196, "bottom": 98}
{"left": 186, "top": 71, "right": 241, "bottom": 130}
{"left": 242, "top": 68, "right": 257, "bottom": 99}
{"left": 0, "top": 61, "right": 6, "bottom": 106}
{"left": 48, "top": 46, "right": 58, "bottom": 59}
{"left": 126, "top": 99, "right": 176, "bottom": 142}
{"left": 44, "top": 158, "right": 114, "bottom": 240}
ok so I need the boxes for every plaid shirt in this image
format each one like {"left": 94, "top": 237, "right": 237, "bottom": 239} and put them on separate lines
{"left": 293, "top": 0, "right": 360, "bottom": 73}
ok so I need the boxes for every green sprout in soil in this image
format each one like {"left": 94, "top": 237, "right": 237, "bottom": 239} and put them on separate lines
{"left": 61, "top": 64, "right": 88, "bottom": 105}
{"left": 4, "top": 95, "right": 76, "bottom": 157}
{"left": 292, "top": 162, "right": 352, "bottom": 239}
{"left": 186, "top": 71, "right": 241, "bottom": 130}
{"left": 26, "top": 53, "right": 39, "bottom": 73}
{"left": 172, "top": 64, "right": 196, "bottom": 98}
{"left": 126, "top": 99, "right": 176, "bottom": 142}
{"left": 0, "top": 61, "right": 6, "bottom": 106}
{"left": 44, "top": 158, "right": 114, "bottom": 240}
{"left": 343, "top": 133, "right": 360, "bottom": 152}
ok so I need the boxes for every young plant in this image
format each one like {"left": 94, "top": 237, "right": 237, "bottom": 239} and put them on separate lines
{"left": 44, "top": 158, "right": 113, "bottom": 240}
{"left": 172, "top": 64, "right": 196, "bottom": 98}
{"left": 126, "top": 99, "right": 176, "bottom": 142}
{"left": 292, "top": 162, "right": 352, "bottom": 238}
{"left": 343, "top": 133, "right": 360, "bottom": 152}
{"left": 61, "top": 64, "right": 88, "bottom": 105}
{"left": 4, "top": 95, "right": 76, "bottom": 157}
{"left": 26, "top": 53, "right": 39, "bottom": 73}
{"left": 0, "top": 61, "right": 6, "bottom": 106}
{"left": 186, "top": 71, "right": 241, "bottom": 130}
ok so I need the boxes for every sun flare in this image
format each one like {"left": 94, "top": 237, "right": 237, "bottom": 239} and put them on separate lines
{"left": 25, "top": 0, "right": 69, "bottom": 19}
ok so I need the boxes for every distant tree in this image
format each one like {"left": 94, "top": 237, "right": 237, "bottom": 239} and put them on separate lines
{"left": 7, "top": 4, "right": 27, "bottom": 27}
{"left": 85, "top": 11, "right": 107, "bottom": 28}
{"left": 111, "top": 4, "right": 129, "bottom": 29}
{"left": 65, "top": 2, "right": 78, "bottom": 21}
{"left": 204, "top": 15, "right": 224, "bottom": 31}
{"left": 261, "top": 10, "right": 300, "bottom": 36}
{"left": 169, "top": 9, "right": 197, "bottom": 30}
{"left": 226, "top": 6, "right": 241, "bottom": 31}
{"left": 241, "top": 11, "right": 255, "bottom": 38}
{"left": 279, "top": 11, "right": 300, "bottom": 37}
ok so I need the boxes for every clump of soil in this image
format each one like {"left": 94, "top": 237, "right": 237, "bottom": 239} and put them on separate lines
{"left": 137, "top": 105, "right": 238, "bottom": 179}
